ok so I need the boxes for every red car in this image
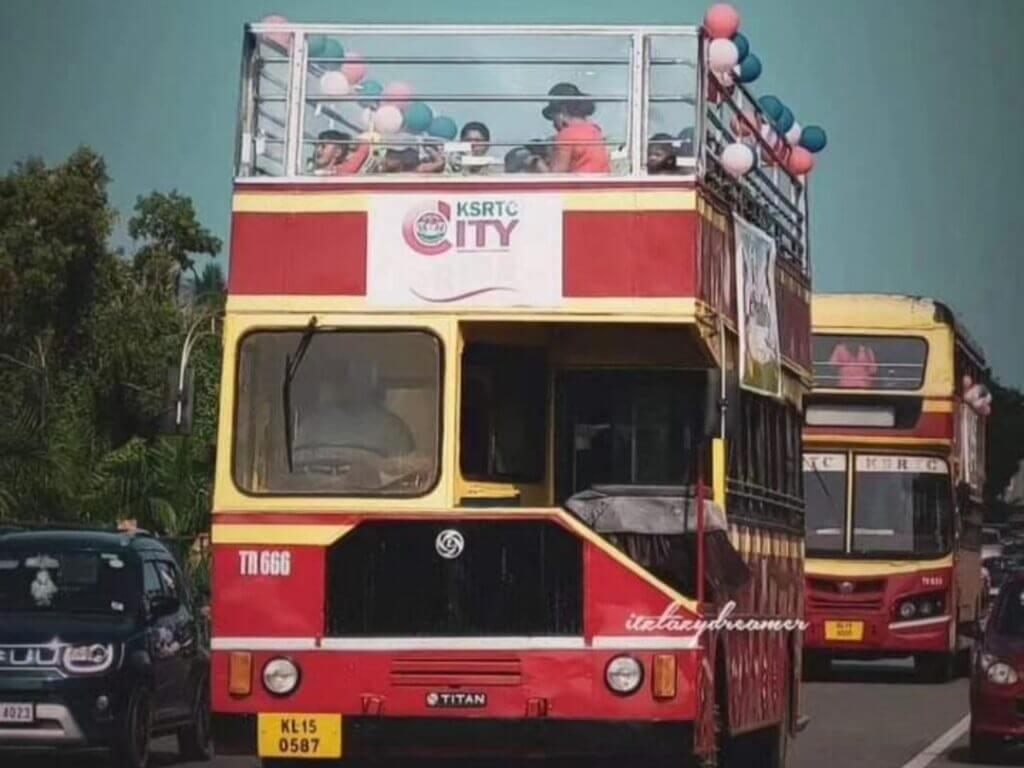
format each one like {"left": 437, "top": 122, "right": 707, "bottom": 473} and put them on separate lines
{"left": 971, "top": 572, "right": 1024, "bottom": 761}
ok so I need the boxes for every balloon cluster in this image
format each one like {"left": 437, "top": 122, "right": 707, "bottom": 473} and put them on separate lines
{"left": 703, "top": 4, "right": 828, "bottom": 179}
{"left": 260, "top": 14, "right": 461, "bottom": 138}
{"left": 963, "top": 376, "right": 993, "bottom": 417}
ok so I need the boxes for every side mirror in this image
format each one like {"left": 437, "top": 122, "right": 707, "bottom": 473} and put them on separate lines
{"left": 703, "top": 369, "right": 740, "bottom": 439}
{"left": 704, "top": 370, "right": 722, "bottom": 438}
{"left": 955, "top": 481, "right": 972, "bottom": 516}
{"left": 149, "top": 594, "right": 181, "bottom": 619}
{"left": 159, "top": 365, "right": 195, "bottom": 435}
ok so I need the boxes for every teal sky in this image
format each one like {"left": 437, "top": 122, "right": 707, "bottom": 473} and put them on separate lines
{"left": 3, "top": 1, "right": 1022, "bottom": 385}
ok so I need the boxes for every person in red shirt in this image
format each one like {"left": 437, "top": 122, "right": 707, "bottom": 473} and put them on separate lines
{"left": 540, "top": 82, "right": 610, "bottom": 174}
{"left": 311, "top": 130, "right": 369, "bottom": 175}
{"left": 829, "top": 342, "right": 878, "bottom": 388}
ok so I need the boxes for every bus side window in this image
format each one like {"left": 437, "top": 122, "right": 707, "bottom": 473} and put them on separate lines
{"left": 459, "top": 344, "right": 547, "bottom": 483}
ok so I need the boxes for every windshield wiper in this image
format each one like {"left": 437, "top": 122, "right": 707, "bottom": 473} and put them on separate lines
{"left": 283, "top": 317, "right": 318, "bottom": 472}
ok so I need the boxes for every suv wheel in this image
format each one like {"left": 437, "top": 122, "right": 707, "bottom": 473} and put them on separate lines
{"left": 178, "top": 677, "right": 212, "bottom": 761}
{"left": 113, "top": 687, "right": 153, "bottom": 768}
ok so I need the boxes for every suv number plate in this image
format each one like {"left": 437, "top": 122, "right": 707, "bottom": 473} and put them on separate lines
{"left": 0, "top": 703, "right": 34, "bottom": 723}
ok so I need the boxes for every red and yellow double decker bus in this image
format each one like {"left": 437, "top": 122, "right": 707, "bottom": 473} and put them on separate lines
{"left": 802, "top": 294, "right": 988, "bottom": 681}
{"left": 210, "top": 20, "right": 813, "bottom": 765}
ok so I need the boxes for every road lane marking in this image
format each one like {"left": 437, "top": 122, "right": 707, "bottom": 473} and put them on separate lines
{"left": 900, "top": 714, "right": 970, "bottom": 768}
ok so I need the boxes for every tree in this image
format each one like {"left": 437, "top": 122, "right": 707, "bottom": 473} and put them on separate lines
{"left": 128, "top": 191, "right": 222, "bottom": 296}
{"left": 0, "top": 149, "right": 224, "bottom": 537}
{"left": 985, "top": 379, "right": 1024, "bottom": 504}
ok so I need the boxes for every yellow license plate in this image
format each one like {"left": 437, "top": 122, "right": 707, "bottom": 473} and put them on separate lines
{"left": 824, "top": 620, "right": 864, "bottom": 641}
{"left": 258, "top": 713, "right": 342, "bottom": 759}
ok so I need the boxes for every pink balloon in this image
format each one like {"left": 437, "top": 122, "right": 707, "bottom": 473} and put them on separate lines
{"left": 704, "top": 4, "right": 741, "bottom": 39}
{"left": 375, "top": 105, "right": 404, "bottom": 134}
{"left": 383, "top": 81, "right": 414, "bottom": 110}
{"left": 341, "top": 52, "right": 367, "bottom": 85}
{"left": 260, "top": 14, "right": 292, "bottom": 50}
{"left": 786, "top": 145, "right": 815, "bottom": 176}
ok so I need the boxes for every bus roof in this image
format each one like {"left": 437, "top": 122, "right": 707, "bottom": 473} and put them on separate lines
{"left": 811, "top": 293, "right": 986, "bottom": 367}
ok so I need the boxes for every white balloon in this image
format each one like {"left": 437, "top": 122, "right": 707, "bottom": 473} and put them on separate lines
{"left": 320, "top": 70, "right": 350, "bottom": 97}
{"left": 721, "top": 142, "right": 755, "bottom": 176}
{"left": 759, "top": 123, "right": 778, "bottom": 147}
{"left": 785, "top": 122, "right": 803, "bottom": 146}
{"left": 375, "top": 105, "right": 404, "bottom": 134}
{"left": 708, "top": 39, "right": 740, "bottom": 74}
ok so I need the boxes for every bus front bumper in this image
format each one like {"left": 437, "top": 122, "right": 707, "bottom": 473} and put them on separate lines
{"left": 213, "top": 713, "right": 695, "bottom": 760}
{"left": 803, "top": 612, "right": 952, "bottom": 656}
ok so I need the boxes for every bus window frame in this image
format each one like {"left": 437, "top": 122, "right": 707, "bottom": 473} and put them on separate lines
{"left": 230, "top": 325, "right": 446, "bottom": 499}
{"left": 848, "top": 451, "right": 954, "bottom": 560}
{"left": 240, "top": 23, "right": 704, "bottom": 182}
{"left": 811, "top": 334, "right": 931, "bottom": 393}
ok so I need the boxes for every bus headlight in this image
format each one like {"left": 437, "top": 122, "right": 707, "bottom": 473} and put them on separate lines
{"left": 986, "top": 661, "right": 1019, "bottom": 686}
{"left": 605, "top": 656, "right": 644, "bottom": 695}
{"left": 262, "top": 657, "right": 300, "bottom": 696}
{"left": 63, "top": 644, "right": 115, "bottom": 674}
{"left": 898, "top": 601, "right": 917, "bottom": 620}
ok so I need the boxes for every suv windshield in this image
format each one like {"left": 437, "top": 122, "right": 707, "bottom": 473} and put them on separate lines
{"left": 234, "top": 329, "right": 442, "bottom": 495}
{"left": 0, "top": 548, "right": 139, "bottom": 616}
{"left": 803, "top": 453, "right": 847, "bottom": 556}
{"left": 852, "top": 455, "right": 952, "bottom": 557}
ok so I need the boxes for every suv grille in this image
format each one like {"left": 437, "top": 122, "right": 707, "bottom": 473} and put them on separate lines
{"left": 327, "top": 520, "right": 582, "bottom": 637}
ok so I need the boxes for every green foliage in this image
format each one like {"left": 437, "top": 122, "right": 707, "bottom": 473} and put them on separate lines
{"left": 0, "top": 149, "right": 224, "bottom": 537}
{"left": 985, "top": 379, "right": 1024, "bottom": 503}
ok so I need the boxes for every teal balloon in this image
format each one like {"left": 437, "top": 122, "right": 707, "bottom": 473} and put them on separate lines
{"left": 403, "top": 102, "right": 434, "bottom": 134}
{"left": 732, "top": 33, "right": 749, "bottom": 63}
{"left": 799, "top": 125, "right": 828, "bottom": 153}
{"left": 736, "top": 53, "right": 761, "bottom": 83}
{"left": 758, "top": 95, "right": 783, "bottom": 121}
{"left": 321, "top": 38, "right": 344, "bottom": 60}
{"left": 307, "top": 35, "right": 327, "bottom": 58}
{"left": 358, "top": 79, "right": 383, "bottom": 108}
{"left": 428, "top": 116, "right": 458, "bottom": 140}
{"left": 775, "top": 106, "right": 795, "bottom": 133}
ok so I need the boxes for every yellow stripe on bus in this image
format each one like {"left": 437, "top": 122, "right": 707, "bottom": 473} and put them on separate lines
{"left": 231, "top": 189, "right": 697, "bottom": 214}
{"left": 805, "top": 555, "right": 954, "bottom": 578}
{"left": 211, "top": 524, "right": 354, "bottom": 546}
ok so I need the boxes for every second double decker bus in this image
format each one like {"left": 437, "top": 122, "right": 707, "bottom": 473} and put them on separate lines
{"left": 802, "top": 294, "right": 988, "bottom": 681}
{"left": 208, "top": 19, "right": 814, "bottom": 766}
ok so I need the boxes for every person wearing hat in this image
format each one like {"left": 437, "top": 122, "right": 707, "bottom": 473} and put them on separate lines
{"left": 540, "top": 82, "right": 610, "bottom": 174}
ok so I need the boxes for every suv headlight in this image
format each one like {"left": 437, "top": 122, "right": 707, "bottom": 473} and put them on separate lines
{"left": 605, "top": 655, "right": 644, "bottom": 695}
{"left": 63, "top": 644, "right": 115, "bottom": 674}
{"left": 262, "top": 657, "right": 300, "bottom": 696}
{"left": 986, "top": 661, "right": 1020, "bottom": 686}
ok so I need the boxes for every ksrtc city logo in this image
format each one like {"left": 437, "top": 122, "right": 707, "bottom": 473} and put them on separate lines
{"left": 403, "top": 199, "right": 520, "bottom": 256}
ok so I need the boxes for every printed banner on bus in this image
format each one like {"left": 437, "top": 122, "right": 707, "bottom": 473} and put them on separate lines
{"left": 734, "top": 215, "right": 782, "bottom": 397}
{"left": 367, "top": 194, "right": 562, "bottom": 307}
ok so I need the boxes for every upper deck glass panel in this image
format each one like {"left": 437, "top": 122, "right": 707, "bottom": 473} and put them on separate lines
{"left": 236, "top": 24, "right": 807, "bottom": 264}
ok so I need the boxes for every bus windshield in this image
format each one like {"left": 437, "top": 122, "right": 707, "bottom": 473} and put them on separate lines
{"left": 803, "top": 453, "right": 847, "bottom": 555}
{"left": 852, "top": 455, "right": 952, "bottom": 557}
{"left": 233, "top": 329, "right": 442, "bottom": 496}
{"left": 0, "top": 548, "right": 139, "bottom": 616}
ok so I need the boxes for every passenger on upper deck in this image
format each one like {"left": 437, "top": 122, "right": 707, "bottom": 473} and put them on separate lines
{"left": 459, "top": 122, "right": 491, "bottom": 173}
{"left": 647, "top": 133, "right": 678, "bottom": 174}
{"left": 539, "top": 82, "right": 610, "bottom": 174}
{"left": 311, "top": 130, "right": 369, "bottom": 175}
{"left": 829, "top": 341, "right": 879, "bottom": 388}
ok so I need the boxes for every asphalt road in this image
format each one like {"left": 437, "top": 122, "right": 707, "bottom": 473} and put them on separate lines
{"left": 11, "top": 658, "right": 1024, "bottom": 768}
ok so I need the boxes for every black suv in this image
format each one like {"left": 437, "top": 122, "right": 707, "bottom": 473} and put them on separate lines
{"left": 0, "top": 528, "right": 210, "bottom": 767}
